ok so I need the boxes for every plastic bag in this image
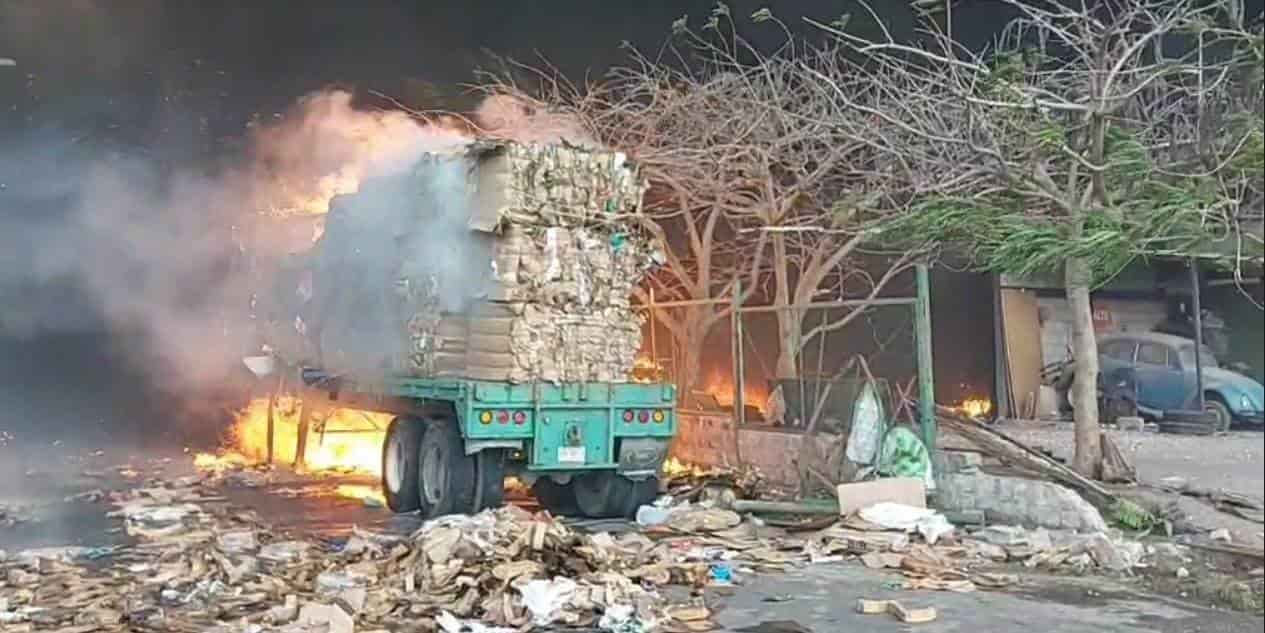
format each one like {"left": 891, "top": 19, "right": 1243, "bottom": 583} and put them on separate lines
{"left": 877, "top": 426, "right": 935, "bottom": 491}
{"left": 845, "top": 381, "right": 885, "bottom": 465}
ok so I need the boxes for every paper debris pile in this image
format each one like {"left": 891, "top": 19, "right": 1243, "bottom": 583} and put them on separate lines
{"left": 0, "top": 478, "right": 720, "bottom": 633}
{"left": 261, "top": 140, "right": 660, "bottom": 384}
{"left": 0, "top": 503, "right": 32, "bottom": 529}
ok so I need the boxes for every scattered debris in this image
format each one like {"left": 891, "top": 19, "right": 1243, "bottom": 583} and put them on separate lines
{"left": 857, "top": 503, "right": 954, "bottom": 545}
{"left": 836, "top": 478, "right": 925, "bottom": 516}
{"left": 857, "top": 599, "right": 938, "bottom": 624}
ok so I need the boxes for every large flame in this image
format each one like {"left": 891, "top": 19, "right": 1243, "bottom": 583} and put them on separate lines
{"left": 252, "top": 91, "right": 472, "bottom": 218}
{"left": 212, "top": 397, "right": 392, "bottom": 475}
{"left": 702, "top": 368, "right": 768, "bottom": 414}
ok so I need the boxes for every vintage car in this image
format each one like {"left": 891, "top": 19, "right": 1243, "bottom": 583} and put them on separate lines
{"left": 1098, "top": 332, "right": 1264, "bottom": 431}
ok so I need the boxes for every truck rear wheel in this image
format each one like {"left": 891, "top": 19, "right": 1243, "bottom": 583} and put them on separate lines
{"left": 573, "top": 472, "right": 660, "bottom": 519}
{"left": 471, "top": 449, "right": 507, "bottom": 513}
{"left": 417, "top": 417, "right": 476, "bottom": 519}
{"left": 532, "top": 478, "right": 578, "bottom": 516}
{"left": 382, "top": 417, "right": 423, "bottom": 513}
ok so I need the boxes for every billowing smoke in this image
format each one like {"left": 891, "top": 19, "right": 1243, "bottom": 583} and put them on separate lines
{"left": 0, "top": 90, "right": 478, "bottom": 399}
{"left": 1, "top": 88, "right": 598, "bottom": 400}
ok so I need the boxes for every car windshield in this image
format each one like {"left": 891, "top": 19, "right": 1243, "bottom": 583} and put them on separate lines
{"left": 1179, "top": 345, "right": 1220, "bottom": 369}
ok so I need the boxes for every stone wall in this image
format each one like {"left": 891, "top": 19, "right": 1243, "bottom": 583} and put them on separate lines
{"left": 933, "top": 449, "right": 1108, "bottom": 532}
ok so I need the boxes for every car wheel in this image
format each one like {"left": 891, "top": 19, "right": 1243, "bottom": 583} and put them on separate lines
{"left": 1204, "top": 398, "right": 1233, "bottom": 433}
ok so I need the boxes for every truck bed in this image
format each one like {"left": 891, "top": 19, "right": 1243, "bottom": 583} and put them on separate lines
{"left": 300, "top": 367, "right": 677, "bottom": 470}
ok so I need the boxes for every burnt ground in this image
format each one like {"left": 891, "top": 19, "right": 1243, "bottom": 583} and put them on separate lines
{"left": 1001, "top": 420, "right": 1265, "bottom": 547}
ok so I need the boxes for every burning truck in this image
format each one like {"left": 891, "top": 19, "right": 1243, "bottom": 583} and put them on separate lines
{"left": 242, "top": 139, "right": 675, "bottom": 519}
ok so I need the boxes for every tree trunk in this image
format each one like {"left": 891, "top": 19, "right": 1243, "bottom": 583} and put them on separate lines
{"left": 677, "top": 319, "right": 706, "bottom": 395}
{"left": 1065, "top": 256, "right": 1102, "bottom": 479}
{"left": 772, "top": 233, "right": 799, "bottom": 379}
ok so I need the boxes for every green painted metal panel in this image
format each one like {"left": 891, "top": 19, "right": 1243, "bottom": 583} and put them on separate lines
{"left": 303, "top": 369, "right": 676, "bottom": 470}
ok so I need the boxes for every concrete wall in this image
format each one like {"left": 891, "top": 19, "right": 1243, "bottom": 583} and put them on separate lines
{"left": 1036, "top": 295, "right": 1166, "bottom": 365}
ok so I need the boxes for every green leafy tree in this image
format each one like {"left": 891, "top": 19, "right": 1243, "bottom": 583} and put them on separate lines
{"left": 813, "top": 0, "right": 1263, "bottom": 477}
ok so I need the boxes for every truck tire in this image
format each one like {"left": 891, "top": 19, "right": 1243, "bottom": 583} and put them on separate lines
{"left": 382, "top": 417, "right": 423, "bottom": 513}
{"left": 573, "top": 472, "right": 660, "bottom": 519}
{"left": 532, "top": 478, "right": 578, "bottom": 516}
{"left": 471, "top": 450, "right": 507, "bottom": 513}
{"left": 417, "top": 417, "right": 477, "bottom": 519}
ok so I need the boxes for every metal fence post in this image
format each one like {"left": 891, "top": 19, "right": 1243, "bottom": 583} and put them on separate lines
{"left": 915, "top": 264, "right": 936, "bottom": 452}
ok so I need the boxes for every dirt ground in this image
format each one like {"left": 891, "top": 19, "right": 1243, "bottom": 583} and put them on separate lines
{"left": 997, "top": 421, "right": 1265, "bottom": 548}
{"left": 4, "top": 444, "right": 1264, "bottom": 632}
{"left": 997, "top": 421, "right": 1265, "bottom": 502}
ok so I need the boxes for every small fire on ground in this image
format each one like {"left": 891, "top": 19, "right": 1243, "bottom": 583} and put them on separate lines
{"left": 957, "top": 398, "right": 993, "bottom": 419}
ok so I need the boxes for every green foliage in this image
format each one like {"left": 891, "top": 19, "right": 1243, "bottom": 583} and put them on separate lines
{"left": 1109, "top": 499, "right": 1160, "bottom": 531}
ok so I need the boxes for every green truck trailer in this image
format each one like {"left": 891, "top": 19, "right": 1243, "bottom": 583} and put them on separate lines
{"left": 296, "top": 367, "right": 676, "bottom": 520}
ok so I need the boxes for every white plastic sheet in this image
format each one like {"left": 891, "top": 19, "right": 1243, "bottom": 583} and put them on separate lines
{"left": 858, "top": 502, "right": 956, "bottom": 545}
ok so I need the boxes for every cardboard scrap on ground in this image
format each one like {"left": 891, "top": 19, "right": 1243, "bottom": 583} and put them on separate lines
{"left": 836, "top": 478, "right": 926, "bottom": 516}
{"left": 857, "top": 599, "right": 938, "bottom": 624}
{"left": 0, "top": 471, "right": 726, "bottom": 633}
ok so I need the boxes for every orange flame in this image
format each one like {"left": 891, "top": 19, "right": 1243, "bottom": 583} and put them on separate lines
{"left": 702, "top": 368, "right": 767, "bottom": 414}
{"left": 631, "top": 355, "right": 666, "bottom": 384}
{"left": 204, "top": 397, "right": 391, "bottom": 476}
{"left": 958, "top": 398, "right": 993, "bottom": 419}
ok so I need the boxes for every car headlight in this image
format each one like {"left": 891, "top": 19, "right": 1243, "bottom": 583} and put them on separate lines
{"left": 1241, "top": 394, "right": 1255, "bottom": 411}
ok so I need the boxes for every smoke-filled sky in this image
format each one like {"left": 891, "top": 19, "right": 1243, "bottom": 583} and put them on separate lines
{"left": 1, "top": 1, "right": 1261, "bottom": 444}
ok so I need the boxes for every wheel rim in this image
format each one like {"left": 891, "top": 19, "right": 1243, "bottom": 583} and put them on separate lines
{"left": 384, "top": 433, "right": 404, "bottom": 494}
{"left": 422, "top": 443, "right": 447, "bottom": 505}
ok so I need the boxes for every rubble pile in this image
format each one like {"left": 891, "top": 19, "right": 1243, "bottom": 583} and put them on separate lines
{"left": 273, "top": 140, "right": 658, "bottom": 384}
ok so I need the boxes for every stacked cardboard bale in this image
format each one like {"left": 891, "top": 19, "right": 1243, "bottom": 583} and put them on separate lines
{"left": 283, "top": 140, "right": 655, "bottom": 384}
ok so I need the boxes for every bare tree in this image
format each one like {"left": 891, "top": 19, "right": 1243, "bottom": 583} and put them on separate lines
{"left": 478, "top": 7, "right": 922, "bottom": 391}
{"left": 814, "top": 0, "right": 1263, "bottom": 476}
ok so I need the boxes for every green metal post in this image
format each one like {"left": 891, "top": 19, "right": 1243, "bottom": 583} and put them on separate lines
{"left": 915, "top": 264, "right": 936, "bottom": 452}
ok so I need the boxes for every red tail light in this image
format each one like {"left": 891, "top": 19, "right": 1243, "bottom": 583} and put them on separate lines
{"left": 622, "top": 410, "right": 635, "bottom": 423}
{"left": 512, "top": 411, "right": 527, "bottom": 425}
{"left": 496, "top": 410, "right": 510, "bottom": 424}
{"left": 638, "top": 410, "right": 650, "bottom": 424}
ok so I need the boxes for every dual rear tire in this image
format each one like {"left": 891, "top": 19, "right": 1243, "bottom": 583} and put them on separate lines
{"left": 381, "top": 416, "right": 505, "bottom": 518}
{"left": 383, "top": 416, "right": 659, "bottom": 520}
{"left": 534, "top": 472, "right": 659, "bottom": 519}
